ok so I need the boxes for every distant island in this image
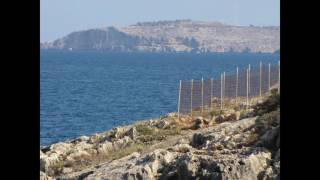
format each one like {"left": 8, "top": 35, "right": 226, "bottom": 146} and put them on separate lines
{"left": 41, "top": 19, "right": 280, "bottom": 53}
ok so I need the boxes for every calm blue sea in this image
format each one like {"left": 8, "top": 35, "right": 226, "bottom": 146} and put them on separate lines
{"left": 40, "top": 50, "right": 279, "bottom": 145}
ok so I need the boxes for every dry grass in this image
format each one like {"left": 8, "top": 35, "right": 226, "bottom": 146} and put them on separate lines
{"left": 244, "top": 133, "right": 260, "bottom": 146}
{"left": 48, "top": 161, "right": 65, "bottom": 176}
{"left": 135, "top": 124, "right": 181, "bottom": 143}
{"left": 62, "top": 143, "right": 148, "bottom": 173}
{"left": 253, "top": 91, "right": 280, "bottom": 116}
{"left": 105, "top": 143, "right": 147, "bottom": 161}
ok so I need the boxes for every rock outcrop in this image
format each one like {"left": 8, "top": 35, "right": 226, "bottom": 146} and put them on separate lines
{"left": 83, "top": 117, "right": 279, "bottom": 180}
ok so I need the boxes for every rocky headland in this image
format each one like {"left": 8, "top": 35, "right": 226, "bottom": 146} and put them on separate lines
{"left": 40, "top": 90, "right": 280, "bottom": 180}
{"left": 41, "top": 20, "right": 280, "bottom": 53}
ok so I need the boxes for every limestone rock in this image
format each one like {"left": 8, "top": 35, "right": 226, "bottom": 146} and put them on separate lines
{"left": 259, "top": 126, "right": 280, "bottom": 150}
{"left": 110, "top": 127, "right": 129, "bottom": 139}
{"left": 39, "top": 110, "right": 279, "bottom": 180}
{"left": 50, "top": 142, "right": 72, "bottom": 155}
{"left": 40, "top": 152, "right": 60, "bottom": 173}
{"left": 191, "top": 133, "right": 206, "bottom": 148}
{"left": 97, "top": 141, "right": 113, "bottom": 154}
{"left": 125, "top": 127, "right": 137, "bottom": 140}
{"left": 40, "top": 171, "right": 53, "bottom": 180}
{"left": 193, "top": 117, "right": 204, "bottom": 129}
{"left": 156, "top": 120, "right": 170, "bottom": 129}
{"left": 224, "top": 113, "right": 238, "bottom": 122}
{"left": 79, "top": 135, "right": 90, "bottom": 142}
{"left": 215, "top": 115, "right": 225, "bottom": 123}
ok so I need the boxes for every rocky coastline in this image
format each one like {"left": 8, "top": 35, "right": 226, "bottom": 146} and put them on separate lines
{"left": 40, "top": 91, "right": 280, "bottom": 180}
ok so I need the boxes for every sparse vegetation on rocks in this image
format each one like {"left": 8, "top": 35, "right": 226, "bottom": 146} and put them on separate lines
{"left": 40, "top": 92, "right": 280, "bottom": 180}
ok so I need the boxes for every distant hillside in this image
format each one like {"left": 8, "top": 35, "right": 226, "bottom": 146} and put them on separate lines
{"left": 41, "top": 20, "right": 280, "bottom": 53}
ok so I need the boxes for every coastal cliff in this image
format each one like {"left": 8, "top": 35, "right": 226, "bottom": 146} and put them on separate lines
{"left": 41, "top": 20, "right": 280, "bottom": 53}
{"left": 40, "top": 91, "right": 280, "bottom": 180}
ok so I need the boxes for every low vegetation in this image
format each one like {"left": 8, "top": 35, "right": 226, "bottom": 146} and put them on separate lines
{"left": 48, "top": 161, "right": 65, "bottom": 176}
{"left": 105, "top": 143, "right": 147, "bottom": 161}
{"left": 244, "top": 90, "right": 280, "bottom": 149}
{"left": 244, "top": 133, "right": 260, "bottom": 146}
{"left": 253, "top": 89, "right": 280, "bottom": 116}
{"left": 135, "top": 124, "right": 181, "bottom": 144}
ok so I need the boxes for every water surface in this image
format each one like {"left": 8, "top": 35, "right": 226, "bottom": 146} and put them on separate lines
{"left": 40, "top": 51, "right": 279, "bottom": 145}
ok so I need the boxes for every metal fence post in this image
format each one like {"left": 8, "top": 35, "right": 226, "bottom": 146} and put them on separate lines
{"left": 248, "top": 64, "right": 251, "bottom": 94}
{"left": 236, "top": 67, "right": 238, "bottom": 104}
{"left": 260, "top": 61, "right": 262, "bottom": 97}
{"left": 246, "top": 68, "right": 249, "bottom": 110}
{"left": 248, "top": 64, "right": 251, "bottom": 108}
{"left": 177, "top": 80, "right": 182, "bottom": 120}
{"left": 223, "top": 72, "right": 226, "bottom": 108}
{"left": 210, "top": 78, "right": 213, "bottom": 110}
{"left": 223, "top": 72, "right": 226, "bottom": 98}
{"left": 278, "top": 61, "right": 280, "bottom": 93}
{"left": 220, "top": 74, "right": 223, "bottom": 110}
{"left": 201, "top": 77, "right": 204, "bottom": 116}
{"left": 190, "top": 79, "right": 194, "bottom": 118}
{"left": 268, "top": 63, "right": 271, "bottom": 90}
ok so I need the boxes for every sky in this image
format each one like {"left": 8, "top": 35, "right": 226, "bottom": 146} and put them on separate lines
{"left": 40, "top": 0, "right": 280, "bottom": 42}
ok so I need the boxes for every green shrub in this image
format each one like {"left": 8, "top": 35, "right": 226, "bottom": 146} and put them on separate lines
{"left": 137, "top": 126, "right": 181, "bottom": 143}
{"left": 209, "top": 109, "right": 220, "bottom": 118}
{"left": 160, "top": 115, "right": 168, "bottom": 120}
{"left": 220, "top": 110, "right": 227, "bottom": 115}
{"left": 49, "top": 161, "right": 64, "bottom": 169}
{"left": 256, "top": 108, "right": 280, "bottom": 131}
{"left": 48, "top": 161, "right": 65, "bottom": 175}
{"left": 135, "top": 124, "right": 154, "bottom": 136}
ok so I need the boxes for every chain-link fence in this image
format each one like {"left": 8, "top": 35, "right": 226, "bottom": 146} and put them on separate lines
{"left": 177, "top": 62, "right": 280, "bottom": 118}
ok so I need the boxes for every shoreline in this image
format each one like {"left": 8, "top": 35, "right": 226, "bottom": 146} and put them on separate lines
{"left": 40, "top": 92, "right": 280, "bottom": 180}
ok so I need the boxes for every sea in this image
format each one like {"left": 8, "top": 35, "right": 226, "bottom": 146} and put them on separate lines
{"left": 40, "top": 50, "right": 279, "bottom": 146}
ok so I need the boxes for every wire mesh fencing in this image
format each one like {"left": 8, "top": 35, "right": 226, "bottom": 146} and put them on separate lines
{"left": 177, "top": 62, "right": 280, "bottom": 119}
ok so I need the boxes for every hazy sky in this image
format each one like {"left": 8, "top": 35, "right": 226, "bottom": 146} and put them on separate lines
{"left": 41, "top": 0, "right": 280, "bottom": 42}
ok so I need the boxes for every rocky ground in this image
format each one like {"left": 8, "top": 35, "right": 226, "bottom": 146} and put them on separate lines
{"left": 40, "top": 92, "right": 280, "bottom": 180}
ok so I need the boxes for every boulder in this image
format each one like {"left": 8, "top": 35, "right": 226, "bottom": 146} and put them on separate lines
{"left": 50, "top": 142, "right": 73, "bottom": 155}
{"left": 177, "top": 138, "right": 190, "bottom": 144}
{"left": 88, "top": 134, "right": 103, "bottom": 144}
{"left": 110, "top": 127, "right": 129, "bottom": 139}
{"left": 79, "top": 135, "right": 90, "bottom": 142}
{"left": 259, "top": 127, "right": 279, "bottom": 150}
{"left": 72, "top": 141, "right": 93, "bottom": 152}
{"left": 97, "top": 141, "right": 114, "bottom": 154}
{"left": 156, "top": 120, "right": 170, "bottom": 129}
{"left": 192, "top": 118, "right": 205, "bottom": 129}
{"left": 215, "top": 115, "right": 225, "bottom": 123}
{"left": 68, "top": 150, "right": 91, "bottom": 161}
{"left": 224, "top": 113, "right": 237, "bottom": 122}
{"left": 274, "top": 149, "right": 280, "bottom": 161}
{"left": 171, "top": 143, "right": 193, "bottom": 153}
{"left": 235, "top": 111, "right": 241, "bottom": 120}
{"left": 40, "top": 152, "right": 60, "bottom": 173}
{"left": 191, "top": 133, "right": 206, "bottom": 148}
{"left": 62, "top": 167, "right": 73, "bottom": 174}
{"left": 125, "top": 127, "right": 137, "bottom": 140}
